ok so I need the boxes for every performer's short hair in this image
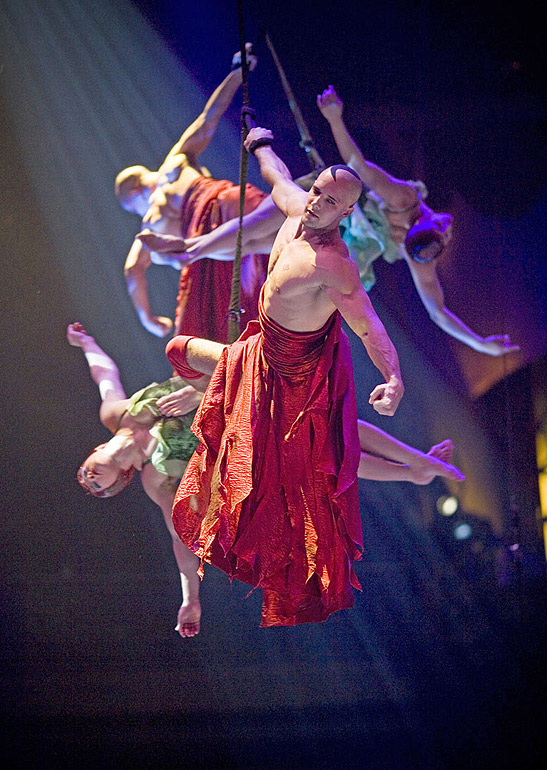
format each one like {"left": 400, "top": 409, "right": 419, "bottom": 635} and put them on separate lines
{"left": 329, "top": 164, "right": 362, "bottom": 184}
{"left": 77, "top": 444, "right": 136, "bottom": 498}
{"left": 405, "top": 223, "right": 445, "bottom": 263}
{"left": 114, "top": 165, "right": 148, "bottom": 202}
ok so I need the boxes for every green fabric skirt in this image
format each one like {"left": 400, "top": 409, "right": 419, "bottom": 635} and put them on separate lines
{"left": 126, "top": 376, "right": 199, "bottom": 478}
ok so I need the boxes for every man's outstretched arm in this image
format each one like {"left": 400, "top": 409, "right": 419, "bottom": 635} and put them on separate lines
{"left": 407, "top": 258, "right": 519, "bottom": 356}
{"left": 124, "top": 239, "right": 173, "bottom": 337}
{"left": 323, "top": 258, "right": 404, "bottom": 416}
{"left": 163, "top": 46, "right": 257, "bottom": 163}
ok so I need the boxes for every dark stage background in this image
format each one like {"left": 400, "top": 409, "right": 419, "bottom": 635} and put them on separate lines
{"left": 1, "top": 1, "right": 546, "bottom": 768}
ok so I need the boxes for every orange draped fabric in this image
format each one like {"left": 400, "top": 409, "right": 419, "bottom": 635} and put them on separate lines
{"left": 170, "top": 291, "right": 363, "bottom": 627}
{"left": 175, "top": 177, "right": 268, "bottom": 342}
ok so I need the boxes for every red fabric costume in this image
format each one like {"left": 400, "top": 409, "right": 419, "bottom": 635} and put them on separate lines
{"left": 175, "top": 176, "right": 268, "bottom": 341}
{"left": 169, "top": 290, "right": 363, "bottom": 627}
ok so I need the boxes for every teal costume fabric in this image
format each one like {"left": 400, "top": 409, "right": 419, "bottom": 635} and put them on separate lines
{"left": 125, "top": 377, "right": 198, "bottom": 478}
{"left": 341, "top": 181, "right": 427, "bottom": 291}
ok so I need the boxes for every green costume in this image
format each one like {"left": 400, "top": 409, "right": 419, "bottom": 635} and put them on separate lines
{"left": 341, "top": 181, "right": 427, "bottom": 291}
{"left": 125, "top": 376, "right": 199, "bottom": 478}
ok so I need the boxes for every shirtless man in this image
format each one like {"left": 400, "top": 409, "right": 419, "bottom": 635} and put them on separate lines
{"left": 141, "top": 87, "right": 518, "bottom": 356}
{"left": 171, "top": 129, "right": 405, "bottom": 628}
{"left": 244, "top": 132, "right": 404, "bottom": 413}
{"left": 70, "top": 316, "right": 459, "bottom": 634}
{"left": 117, "top": 45, "right": 268, "bottom": 341}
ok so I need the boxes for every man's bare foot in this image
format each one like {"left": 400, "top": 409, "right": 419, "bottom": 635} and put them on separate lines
{"left": 175, "top": 600, "right": 201, "bottom": 638}
{"left": 428, "top": 439, "right": 454, "bottom": 464}
{"left": 67, "top": 322, "right": 92, "bottom": 347}
{"left": 136, "top": 229, "right": 189, "bottom": 258}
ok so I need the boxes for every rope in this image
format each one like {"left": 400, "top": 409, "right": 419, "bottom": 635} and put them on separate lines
{"left": 227, "top": 23, "right": 324, "bottom": 342}
{"left": 227, "top": 0, "right": 255, "bottom": 343}
{"left": 265, "top": 33, "right": 325, "bottom": 173}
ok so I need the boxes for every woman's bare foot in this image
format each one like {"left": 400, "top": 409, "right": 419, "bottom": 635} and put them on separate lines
{"left": 411, "top": 443, "right": 465, "bottom": 485}
{"left": 428, "top": 439, "right": 454, "bottom": 464}
{"left": 175, "top": 600, "right": 201, "bottom": 638}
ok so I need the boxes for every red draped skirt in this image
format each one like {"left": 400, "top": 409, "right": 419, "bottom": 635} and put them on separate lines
{"left": 175, "top": 176, "right": 268, "bottom": 341}
{"left": 172, "top": 292, "right": 363, "bottom": 626}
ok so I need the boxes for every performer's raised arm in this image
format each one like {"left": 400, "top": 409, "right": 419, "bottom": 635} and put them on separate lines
{"left": 164, "top": 45, "right": 257, "bottom": 164}
{"left": 244, "top": 127, "right": 307, "bottom": 216}
{"left": 317, "top": 85, "right": 415, "bottom": 209}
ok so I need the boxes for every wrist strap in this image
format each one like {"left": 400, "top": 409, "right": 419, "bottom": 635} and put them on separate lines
{"left": 247, "top": 137, "right": 273, "bottom": 155}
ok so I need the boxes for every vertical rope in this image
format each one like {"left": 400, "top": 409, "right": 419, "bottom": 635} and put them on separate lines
{"left": 227, "top": 0, "right": 254, "bottom": 343}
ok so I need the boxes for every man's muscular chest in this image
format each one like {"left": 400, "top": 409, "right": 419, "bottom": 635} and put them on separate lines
{"left": 142, "top": 181, "right": 185, "bottom": 232}
{"left": 268, "top": 239, "right": 321, "bottom": 299}
{"left": 142, "top": 163, "right": 198, "bottom": 230}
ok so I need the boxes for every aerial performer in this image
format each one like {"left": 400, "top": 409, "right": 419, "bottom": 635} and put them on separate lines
{"left": 139, "top": 87, "right": 518, "bottom": 356}
{"left": 171, "top": 124, "right": 406, "bottom": 628}
{"left": 115, "top": 46, "right": 271, "bottom": 342}
{"left": 68, "top": 322, "right": 223, "bottom": 637}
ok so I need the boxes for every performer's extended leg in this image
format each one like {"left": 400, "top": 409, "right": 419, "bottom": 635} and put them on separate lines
{"left": 357, "top": 420, "right": 464, "bottom": 483}
{"left": 67, "top": 322, "right": 126, "bottom": 406}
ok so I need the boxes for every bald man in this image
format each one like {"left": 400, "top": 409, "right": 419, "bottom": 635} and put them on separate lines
{"left": 171, "top": 126, "right": 404, "bottom": 628}
{"left": 141, "top": 86, "right": 518, "bottom": 357}
{"left": 117, "top": 46, "right": 268, "bottom": 342}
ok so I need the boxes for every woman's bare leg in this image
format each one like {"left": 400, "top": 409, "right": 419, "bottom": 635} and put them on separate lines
{"left": 357, "top": 420, "right": 464, "bottom": 484}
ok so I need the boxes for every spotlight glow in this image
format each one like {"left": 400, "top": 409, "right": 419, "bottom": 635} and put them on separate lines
{"left": 453, "top": 522, "right": 473, "bottom": 541}
{"left": 436, "top": 495, "right": 459, "bottom": 516}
